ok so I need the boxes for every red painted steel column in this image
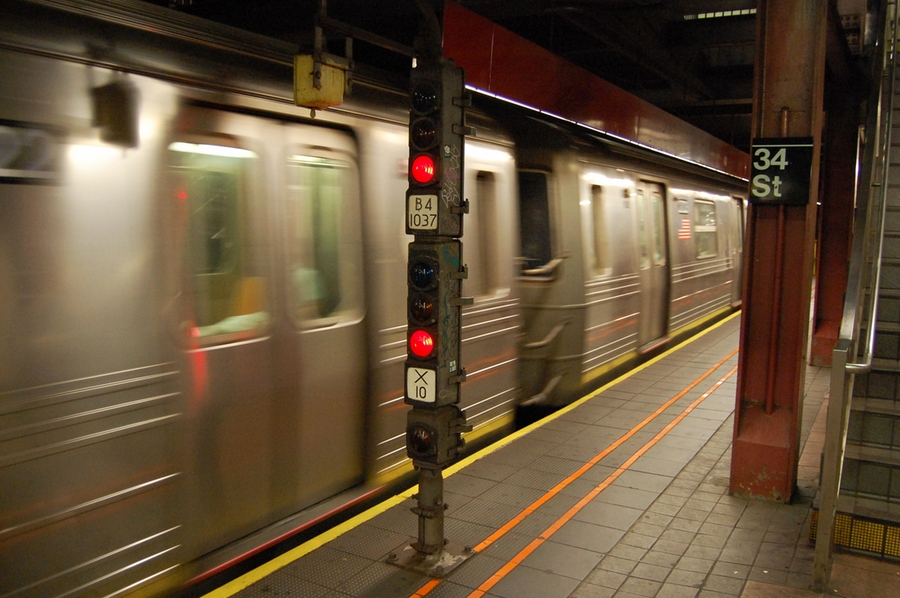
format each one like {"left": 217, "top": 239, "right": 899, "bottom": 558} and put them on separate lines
{"left": 810, "top": 91, "right": 858, "bottom": 366}
{"left": 731, "top": 0, "right": 826, "bottom": 501}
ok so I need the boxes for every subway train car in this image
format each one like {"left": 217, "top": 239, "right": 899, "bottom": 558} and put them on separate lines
{"left": 0, "top": 1, "right": 746, "bottom": 597}
{"left": 507, "top": 112, "right": 746, "bottom": 411}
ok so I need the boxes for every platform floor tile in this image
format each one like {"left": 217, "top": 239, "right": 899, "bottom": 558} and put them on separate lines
{"left": 214, "top": 315, "right": 892, "bottom": 598}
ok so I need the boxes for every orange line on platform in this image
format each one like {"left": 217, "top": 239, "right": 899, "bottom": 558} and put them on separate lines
{"left": 467, "top": 364, "right": 738, "bottom": 598}
{"left": 409, "top": 348, "right": 738, "bottom": 598}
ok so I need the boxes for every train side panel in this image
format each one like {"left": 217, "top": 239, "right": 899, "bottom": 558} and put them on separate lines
{"left": 578, "top": 163, "right": 643, "bottom": 385}
{"left": 516, "top": 149, "right": 591, "bottom": 408}
{"left": 457, "top": 139, "right": 522, "bottom": 439}
{"left": 667, "top": 189, "right": 740, "bottom": 335}
{"left": 0, "top": 52, "right": 185, "bottom": 596}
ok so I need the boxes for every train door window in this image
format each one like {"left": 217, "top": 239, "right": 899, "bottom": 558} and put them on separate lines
{"left": 694, "top": 199, "right": 718, "bottom": 258}
{"left": 635, "top": 189, "right": 650, "bottom": 269}
{"left": 589, "top": 185, "right": 611, "bottom": 276}
{"left": 650, "top": 191, "right": 667, "bottom": 266}
{"left": 286, "top": 153, "right": 362, "bottom": 323}
{"left": 518, "top": 170, "right": 553, "bottom": 272}
{"left": 168, "top": 141, "right": 269, "bottom": 339}
{"left": 733, "top": 196, "right": 746, "bottom": 240}
{"left": 470, "top": 171, "right": 498, "bottom": 296}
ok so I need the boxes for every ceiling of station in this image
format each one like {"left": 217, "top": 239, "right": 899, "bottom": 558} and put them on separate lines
{"left": 456, "top": 0, "right": 759, "bottom": 150}
{"left": 143, "top": 0, "right": 871, "bottom": 153}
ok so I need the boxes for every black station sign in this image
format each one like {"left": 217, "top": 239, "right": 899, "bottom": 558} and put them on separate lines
{"left": 749, "top": 137, "right": 814, "bottom": 205}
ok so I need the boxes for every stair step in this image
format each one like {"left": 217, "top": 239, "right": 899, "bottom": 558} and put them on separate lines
{"left": 844, "top": 444, "right": 900, "bottom": 466}
{"left": 871, "top": 358, "right": 900, "bottom": 372}
{"left": 880, "top": 265, "right": 900, "bottom": 287}
{"left": 841, "top": 444, "right": 900, "bottom": 503}
{"left": 852, "top": 367, "right": 900, "bottom": 400}
{"left": 873, "top": 330, "right": 900, "bottom": 360}
{"left": 847, "top": 407, "right": 900, "bottom": 450}
{"left": 886, "top": 233, "right": 900, "bottom": 261}
{"left": 850, "top": 396, "right": 900, "bottom": 416}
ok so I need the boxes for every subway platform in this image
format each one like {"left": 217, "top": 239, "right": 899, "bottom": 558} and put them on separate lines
{"left": 203, "top": 313, "right": 899, "bottom": 598}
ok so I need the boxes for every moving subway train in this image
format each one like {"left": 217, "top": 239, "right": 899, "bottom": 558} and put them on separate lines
{"left": 0, "top": 1, "right": 747, "bottom": 596}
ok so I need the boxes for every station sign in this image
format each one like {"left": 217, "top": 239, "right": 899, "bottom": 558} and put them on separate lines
{"left": 749, "top": 137, "right": 813, "bottom": 205}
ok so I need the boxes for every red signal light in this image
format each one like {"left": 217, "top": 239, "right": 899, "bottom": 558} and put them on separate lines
{"left": 410, "top": 329, "right": 435, "bottom": 358}
{"left": 411, "top": 155, "right": 436, "bottom": 184}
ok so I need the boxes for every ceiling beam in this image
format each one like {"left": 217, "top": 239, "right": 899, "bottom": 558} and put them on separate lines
{"left": 551, "top": 6, "right": 716, "bottom": 101}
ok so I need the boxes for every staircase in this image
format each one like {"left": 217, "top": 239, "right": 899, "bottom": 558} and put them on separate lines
{"left": 836, "top": 220, "right": 900, "bottom": 536}
{"left": 832, "top": 148, "right": 900, "bottom": 557}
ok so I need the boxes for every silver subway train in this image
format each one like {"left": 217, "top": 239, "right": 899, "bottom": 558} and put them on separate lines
{"left": 0, "top": 1, "right": 746, "bottom": 596}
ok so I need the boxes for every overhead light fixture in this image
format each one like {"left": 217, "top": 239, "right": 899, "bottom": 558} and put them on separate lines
{"left": 168, "top": 142, "right": 256, "bottom": 159}
{"left": 684, "top": 8, "right": 756, "bottom": 20}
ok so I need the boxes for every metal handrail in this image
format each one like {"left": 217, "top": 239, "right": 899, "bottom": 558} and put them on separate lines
{"left": 813, "top": 1, "right": 898, "bottom": 590}
{"left": 846, "top": 45, "right": 898, "bottom": 373}
{"left": 845, "top": 168, "right": 892, "bottom": 374}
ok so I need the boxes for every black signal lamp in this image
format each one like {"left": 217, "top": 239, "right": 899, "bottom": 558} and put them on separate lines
{"left": 409, "top": 257, "right": 437, "bottom": 290}
{"left": 411, "top": 118, "right": 437, "bottom": 150}
{"left": 409, "top": 294, "right": 435, "bottom": 324}
{"left": 411, "top": 84, "right": 439, "bottom": 114}
{"left": 407, "top": 423, "right": 435, "bottom": 457}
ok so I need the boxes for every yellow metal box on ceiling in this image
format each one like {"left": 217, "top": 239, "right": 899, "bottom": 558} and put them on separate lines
{"left": 294, "top": 54, "right": 345, "bottom": 110}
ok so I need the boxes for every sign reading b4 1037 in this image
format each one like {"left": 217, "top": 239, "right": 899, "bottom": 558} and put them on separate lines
{"left": 749, "top": 137, "right": 813, "bottom": 205}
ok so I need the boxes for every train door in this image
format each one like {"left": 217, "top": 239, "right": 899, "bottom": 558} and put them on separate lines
{"left": 635, "top": 182, "right": 670, "bottom": 349}
{"left": 166, "top": 106, "right": 277, "bottom": 554}
{"left": 277, "top": 124, "right": 366, "bottom": 510}
{"left": 167, "top": 107, "right": 367, "bottom": 556}
{"left": 730, "top": 196, "right": 746, "bottom": 306}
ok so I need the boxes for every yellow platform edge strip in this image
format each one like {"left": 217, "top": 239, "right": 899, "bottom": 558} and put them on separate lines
{"left": 206, "top": 310, "right": 741, "bottom": 596}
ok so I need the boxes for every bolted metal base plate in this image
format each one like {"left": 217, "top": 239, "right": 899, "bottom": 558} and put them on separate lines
{"left": 387, "top": 541, "right": 473, "bottom": 577}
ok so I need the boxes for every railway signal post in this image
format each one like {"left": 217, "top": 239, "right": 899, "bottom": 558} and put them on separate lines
{"left": 390, "top": 50, "right": 475, "bottom": 577}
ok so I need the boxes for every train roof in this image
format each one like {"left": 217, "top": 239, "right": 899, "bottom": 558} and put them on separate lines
{"left": 5, "top": 0, "right": 747, "bottom": 181}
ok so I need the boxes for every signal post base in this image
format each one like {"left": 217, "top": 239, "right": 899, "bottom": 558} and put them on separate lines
{"left": 388, "top": 540, "right": 473, "bottom": 578}
{"left": 387, "top": 466, "right": 474, "bottom": 577}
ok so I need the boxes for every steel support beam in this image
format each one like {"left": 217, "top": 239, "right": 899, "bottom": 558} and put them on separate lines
{"left": 810, "top": 4, "right": 865, "bottom": 366}
{"left": 810, "top": 93, "right": 859, "bottom": 367}
{"left": 730, "top": 0, "right": 826, "bottom": 501}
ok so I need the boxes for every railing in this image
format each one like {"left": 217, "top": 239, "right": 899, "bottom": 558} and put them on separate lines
{"left": 813, "top": 1, "right": 899, "bottom": 590}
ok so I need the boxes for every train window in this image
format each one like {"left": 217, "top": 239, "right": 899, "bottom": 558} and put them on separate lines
{"left": 286, "top": 154, "right": 361, "bottom": 321}
{"left": 694, "top": 200, "right": 718, "bottom": 259}
{"left": 650, "top": 191, "right": 667, "bottom": 266}
{"left": 169, "top": 142, "right": 269, "bottom": 338}
{"left": 636, "top": 189, "right": 650, "bottom": 269}
{"left": 469, "top": 171, "right": 499, "bottom": 296}
{"left": 518, "top": 170, "right": 553, "bottom": 271}
{"left": 589, "top": 185, "right": 611, "bottom": 276}
{"left": 733, "top": 196, "right": 746, "bottom": 241}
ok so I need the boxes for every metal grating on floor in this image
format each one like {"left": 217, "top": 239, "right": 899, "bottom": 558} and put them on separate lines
{"left": 811, "top": 509, "right": 900, "bottom": 558}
